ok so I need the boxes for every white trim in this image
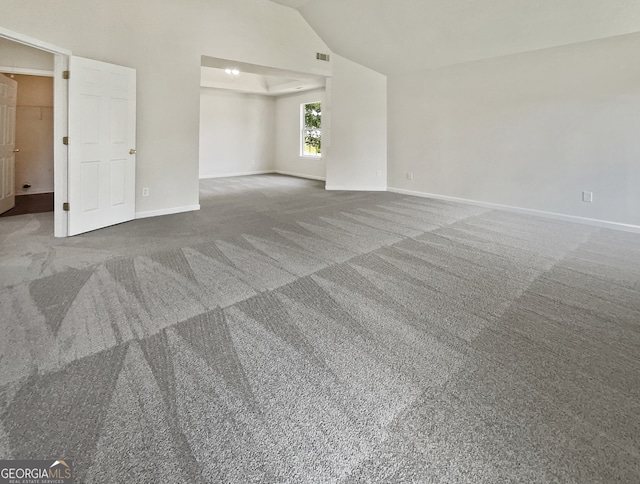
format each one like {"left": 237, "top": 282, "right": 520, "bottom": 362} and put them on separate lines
{"left": 199, "top": 170, "right": 275, "bottom": 179}
{"left": 16, "top": 188, "right": 54, "bottom": 195}
{"left": 388, "top": 187, "right": 640, "bottom": 233}
{"left": 0, "top": 66, "right": 54, "bottom": 77}
{"left": 135, "top": 204, "right": 200, "bottom": 219}
{"left": 200, "top": 170, "right": 327, "bottom": 181}
{"left": 325, "top": 185, "right": 387, "bottom": 191}
{"left": 52, "top": 53, "right": 68, "bottom": 237}
{"left": 275, "top": 170, "right": 325, "bottom": 181}
{"left": 0, "top": 27, "right": 71, "bottom": 55}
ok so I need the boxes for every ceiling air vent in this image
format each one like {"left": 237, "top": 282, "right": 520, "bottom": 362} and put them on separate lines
{"left": 316, "top": 52, "right": 330, "bottom": 62}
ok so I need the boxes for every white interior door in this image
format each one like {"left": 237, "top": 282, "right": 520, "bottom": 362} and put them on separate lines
{"left": 68, "top": 56, "right": 136, "bottom": 235}
{"left": 0, "top": 73, "right": 17, "bottom": 215}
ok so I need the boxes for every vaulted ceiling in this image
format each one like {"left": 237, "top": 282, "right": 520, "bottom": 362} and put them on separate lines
{"left": 270, "top": 0, "right": 640, "bottom": 74}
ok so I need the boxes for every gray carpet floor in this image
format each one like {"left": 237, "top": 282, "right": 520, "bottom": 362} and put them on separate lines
{"left": 1, "top": 174, "right": 639, "bottom": 483}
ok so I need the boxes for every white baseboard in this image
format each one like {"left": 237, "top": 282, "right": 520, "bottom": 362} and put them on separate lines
{"left": 199, "top": 170, "right": 274, "bottom": 179}
{"left": 200, "top": 170, "right": 327, "bottom": 182}
{"left": 388, "top": 187, "right": 640, "bottom": 233}
{"left": 136, "top": 204, "right": 200, "bottom": 219}
{"left": 274, "top": 170, "right": 326, "bottom": 181}
{"left": 326, "top": 186, "right": 387, "bottom": 192}
{"left": 17, "top": 188, "right": 54, "bottom": 195}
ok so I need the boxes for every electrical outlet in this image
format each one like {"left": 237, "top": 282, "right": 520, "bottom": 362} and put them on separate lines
{"left": 142, "top": 187, "right": 150, "bottom": 197}
{"left": 377, "top": 170, "right": 382, "bottom": 178}
{"left": 582, "top": 191, "right": 593, "bottom": 203}
{"left": 406, "top": 172, "right": 413, "bottom": 180}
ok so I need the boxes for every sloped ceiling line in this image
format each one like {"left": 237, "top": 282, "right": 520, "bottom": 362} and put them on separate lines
{"left": 270, "top": 0, "right": 640, "bottom": 74}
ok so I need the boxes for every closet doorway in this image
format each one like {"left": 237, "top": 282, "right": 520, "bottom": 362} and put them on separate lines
{"left": 0, "top": 72, "right": 54, "bottom": 217}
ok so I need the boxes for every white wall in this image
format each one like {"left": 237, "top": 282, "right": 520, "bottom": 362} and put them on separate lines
{"left": 325, "top": 54, "right": 387, "bottom": 191}
{"left": 0, "top": 0, "right": 331, "bottom": 215}
{"left": 388, "top": 32, "right": 640, "bottom": 228}
{"left": 274, "top": 88, "right": 325, "bottom": 180}
{"left": 199, "top": 89, "right": 275, "bottom": 178}
{"left": 0, "top": 37, "right": 53, "bottom": 71}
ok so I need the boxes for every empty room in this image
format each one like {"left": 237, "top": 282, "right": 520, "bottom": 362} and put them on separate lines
{"left": 1, "top": 1, "right": 639, "bottom": 483}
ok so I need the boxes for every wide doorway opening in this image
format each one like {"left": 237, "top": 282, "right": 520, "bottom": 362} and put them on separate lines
{"left": 199, "top": 55, "right": 327, "bottom": 184}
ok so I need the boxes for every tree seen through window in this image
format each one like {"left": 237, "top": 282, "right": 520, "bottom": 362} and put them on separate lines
{"left": 302, "top": 102, "right": 321, "bottom": 157}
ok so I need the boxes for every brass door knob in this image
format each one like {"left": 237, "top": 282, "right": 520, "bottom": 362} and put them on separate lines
{"left": 12, "top": 149, "right": 19, "bottom": 153}
{"left": 129, "top": 148, "right": 136, "bottom": 155}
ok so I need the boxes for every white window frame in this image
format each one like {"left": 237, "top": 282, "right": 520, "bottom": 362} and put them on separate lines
{"left": 300, "top": 101, "right": 322, "bottom": 158}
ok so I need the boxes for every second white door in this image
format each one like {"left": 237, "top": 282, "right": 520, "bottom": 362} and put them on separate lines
{"left": 68, "top": 56, "right": 136, "bottom": 235}
{"left": 0, "top": 73, "right": 17, "bottom": 215}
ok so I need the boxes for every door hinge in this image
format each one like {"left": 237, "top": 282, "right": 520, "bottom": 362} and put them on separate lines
{"left": 63, "top": 202, "right": 70, "bottom": 211}
{"left": 62, "top": 70, "right": 70, "bottom": 80}
{"left": 63, "top": 136, "right": 69, "bottom": 145}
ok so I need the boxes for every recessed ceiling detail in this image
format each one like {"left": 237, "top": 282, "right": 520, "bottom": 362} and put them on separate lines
{"left": 201, "top": 63, "right": 325, "bottom": 96}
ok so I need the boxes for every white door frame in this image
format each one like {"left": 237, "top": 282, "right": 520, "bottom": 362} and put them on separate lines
{"left": 0, "top": 27, "right": 70, "bottom": 237}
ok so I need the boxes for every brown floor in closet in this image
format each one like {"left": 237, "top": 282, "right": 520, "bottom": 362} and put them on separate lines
{"left": 0, "top": 192, "right": 54, "bottom": 217}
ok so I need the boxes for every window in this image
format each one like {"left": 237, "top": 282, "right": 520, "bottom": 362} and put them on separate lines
{"left": 301, "top": 101, "right": 321, "bottom": 157}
